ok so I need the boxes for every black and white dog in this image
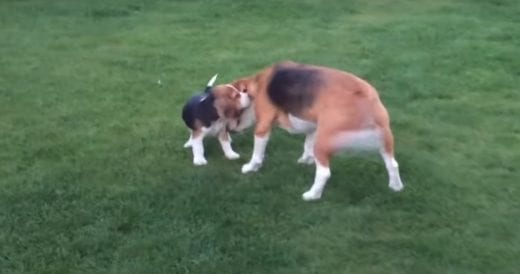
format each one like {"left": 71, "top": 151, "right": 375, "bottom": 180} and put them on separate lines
{"left": 182, "top": 74, "right": 251, "bottom": 165}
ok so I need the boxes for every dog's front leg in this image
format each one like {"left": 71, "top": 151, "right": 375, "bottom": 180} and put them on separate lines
{"left": 241, "top": 122, "right": 271, "bottom": 174}
{"left": 218, "top": 130, "right": 240, "bottom": 160}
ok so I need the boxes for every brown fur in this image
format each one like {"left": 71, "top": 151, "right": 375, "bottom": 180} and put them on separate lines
{"left": 231, "top": 61, "right": 396, "bottom": 167}
{"left": 183, "top": 82, "right": 251, "bottom": 166}
{"left": 212, "top": 85, "right": 244, "bottom": 120}
{"left": 190, "top": 85, "right": 244, "bottom": 138}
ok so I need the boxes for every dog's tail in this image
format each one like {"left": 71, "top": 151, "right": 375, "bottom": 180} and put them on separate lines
{"left": 204, "top": 74, "right": 218, "bottom": 93}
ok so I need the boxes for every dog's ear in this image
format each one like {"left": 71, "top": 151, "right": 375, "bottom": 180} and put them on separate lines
{"left": 228, "top": 90, "right": 240, "bottom": 100}
{"left": 223, "top": 106, "right": 240, "bottom": 119}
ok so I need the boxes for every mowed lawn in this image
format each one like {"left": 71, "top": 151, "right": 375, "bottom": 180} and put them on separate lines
{"left": 1, "top": 0, "right": 520, "bottom": 273}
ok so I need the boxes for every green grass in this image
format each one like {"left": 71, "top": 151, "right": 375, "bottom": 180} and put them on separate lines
{"left": 1, "top": 0, "right": 520, "bottom": 273}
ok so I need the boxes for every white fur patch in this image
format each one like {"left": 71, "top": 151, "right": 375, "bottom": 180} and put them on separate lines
{"left": 282, "top": 114, "right": 316, "bottom": 134}
{"left": 302, "top": 162, "right": 331, "bottom": 201}
{"left": 297, "top": 132, "right": 316, "bottom": 164}
{"left": 241, "top": 133, "right": 269, "bottom": 173}
{"left": 239, "top": 91, "right": 251, "bottom": 109}
{"left": 191, "top": 134, "right": 207, "bottom": 165}
{"left": 218, "top": 132, "right": 240, "bottom": 160}
{"left": 202, "top": 120, "right": 226, "bottom": 137}
{"left": 331, "top": 128, "right": 383, "bottom": 152}
{"left": 207, "top": 74, "right": 218, "bottom": 87}
{"left": 381, "top": 152, "right": 404, "bottom": 191}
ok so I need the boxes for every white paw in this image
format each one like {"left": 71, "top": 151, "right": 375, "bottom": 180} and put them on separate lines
{"left": 193, "top": 157, "right": 208, "bottom": 166}
{"left": 297, "top": 155, "right": 315, "bottom": 165}
{"left": 183, "top": 141, "right": 192, "bottom": 148}
{"left": 241, "top": 162, "right": 260, "bottom": 174}
{"left": 389, "top": 181, "right": 404, "bottom": 192}
{"left": 225, "top": 151, "right": 240, "bottom": 160}
{"left": 302, "top": 190, "right": 321, "bottom": 201}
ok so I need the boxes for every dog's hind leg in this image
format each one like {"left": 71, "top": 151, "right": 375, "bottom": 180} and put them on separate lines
{"left": 301, "top": 110, "right": 375, "bottom": 201}
{"left": 297, "top": 131, "right": 316, "bottom": 164}
{"left": 184, "top": 131, "right": 193, "bottom": 148}
{"left": 302, "top": 128, "right": 334, "bottom": 201}
{"left": 374, "top": 102, "right": 404, "bottom": 191}
{"left": 379, "top": 125, "right": 404, "bottom": 191}
{"left": 191, "top": 129, "right": 208, "bottom": 166}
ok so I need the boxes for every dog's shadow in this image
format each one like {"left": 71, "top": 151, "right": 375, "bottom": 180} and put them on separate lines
{"left": 224, "top": 130, "right": 392, "bottom": 204}
{"left": 192, "top": 129, "right": 427, "bottom": 208}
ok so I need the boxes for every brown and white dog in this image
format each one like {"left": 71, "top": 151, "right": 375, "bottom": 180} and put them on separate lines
{"left": 227, "top": 61, "right": 405, "bottom": 201}
{"left": 182, "top": 74, "right": 251, "bottom": 165}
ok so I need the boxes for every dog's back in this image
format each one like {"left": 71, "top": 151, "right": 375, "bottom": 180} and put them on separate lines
{"left": 182, "top": 94, "right": 219, "bottom": 130}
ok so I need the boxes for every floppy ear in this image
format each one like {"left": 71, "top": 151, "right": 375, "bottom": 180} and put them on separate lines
{"left": 228, "top": 91, "right": 240, "bottom": 100}
{"left": 223, "top": 106, "right": 240, "bottom": 119}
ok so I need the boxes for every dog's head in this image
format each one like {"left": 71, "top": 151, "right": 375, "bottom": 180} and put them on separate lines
{"left": 220, "top": 75, "right": 262, "bottom": 132}
{"left": 230, "top": 75, "right": 259, "bottom": 99}
{"left": 202, "top": 74, "right": 252, "bottom": 131}
{"left": 212, "top": 84, "right": 250, "bottom": 127}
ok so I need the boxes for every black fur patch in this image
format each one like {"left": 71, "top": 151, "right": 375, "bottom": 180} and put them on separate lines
{"left": 182, "top": 92, "right": 219, "bottom": 130}
{"left": 267, "top": 66, "right": 322, "bottom": 114}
